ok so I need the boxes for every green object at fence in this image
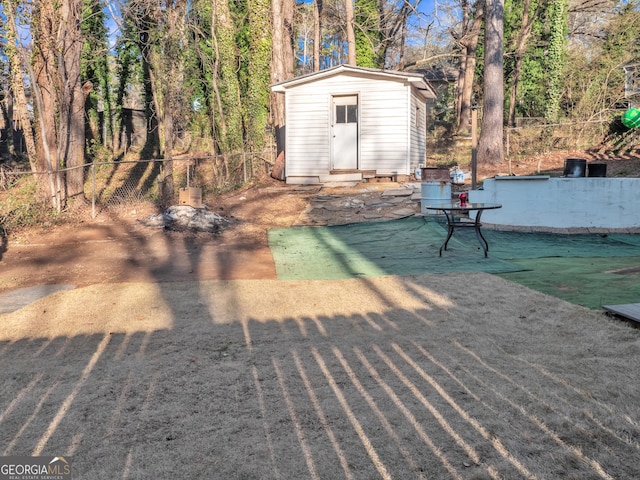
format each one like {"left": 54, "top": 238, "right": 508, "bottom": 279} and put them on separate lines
{"left": 622, "top": 108, "right": 640, "bottom": 129}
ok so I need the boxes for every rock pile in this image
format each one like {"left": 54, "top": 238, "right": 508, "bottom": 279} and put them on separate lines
{"left": 142, "top": 206, "right": 229, "bottom": 233}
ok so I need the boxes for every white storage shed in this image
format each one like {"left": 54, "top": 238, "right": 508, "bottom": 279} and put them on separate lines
{"left": 271, "top": 65, "right": 436, "bottom": 184}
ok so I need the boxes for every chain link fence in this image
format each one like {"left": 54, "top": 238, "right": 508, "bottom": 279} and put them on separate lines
{"left": 426, "top": 116, "right": 637, "bottom": 165}
{"left": 504, "top": 118, "right": 617, "bottom": 158}
{"left": 88, "top": 151, "right": 273, "bottom": 216}
{"left": 2, "top": 118, "right": 638, "bottom": 230}
{"left": 0, "top": 150, "right": 274, "bottom": 229}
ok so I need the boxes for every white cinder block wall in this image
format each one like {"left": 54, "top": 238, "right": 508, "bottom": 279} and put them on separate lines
{"left": 469, "top": 176, "right": 640, "bottom": 229}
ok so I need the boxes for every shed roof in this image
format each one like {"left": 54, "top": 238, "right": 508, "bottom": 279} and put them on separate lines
{"left": 271, "top": 64, "right": 436, "bottom": 99}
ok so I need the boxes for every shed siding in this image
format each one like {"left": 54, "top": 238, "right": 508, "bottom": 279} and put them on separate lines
{"left": 285, "top": 89, "right": 330, "bottom": 175}
{"left": 281, "top": 69, "right": 429, "bottom": 179}
{"left": 360, "top": 86, "right": 409, "bottom": 173}
{"left": 409, "top": 89, "right": 427, "bottom": 170}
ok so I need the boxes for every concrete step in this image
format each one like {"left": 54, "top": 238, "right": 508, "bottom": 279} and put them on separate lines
{"left": 319, "top": 173, "right": 363, "bottom": 183}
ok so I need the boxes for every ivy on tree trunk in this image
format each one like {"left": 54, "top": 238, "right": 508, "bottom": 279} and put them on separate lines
{"left": 544, "top": 0, "right": 567, "bottom": 123}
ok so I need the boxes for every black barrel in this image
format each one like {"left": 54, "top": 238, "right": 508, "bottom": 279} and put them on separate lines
{"left": 563, "top": 158, "right": 586, "bottom": 177}
{"left": 588, "top": 163, "right": 607, "bottom": 177}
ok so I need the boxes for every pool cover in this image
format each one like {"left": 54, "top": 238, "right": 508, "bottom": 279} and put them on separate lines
{"left": 268, "top": 216, "right": 640, "bottom": 309}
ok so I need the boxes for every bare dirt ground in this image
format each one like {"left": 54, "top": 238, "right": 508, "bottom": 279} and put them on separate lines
{"left": 2, "top": 252, "right": 640, "bottom": 479}
{"left": 1, "top": 149, "right": 639, "bottom": 295}
{"left": 2, "top": 151, "right": 640, "bottom": 479}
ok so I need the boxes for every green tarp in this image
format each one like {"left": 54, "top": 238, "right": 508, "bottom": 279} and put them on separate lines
{"left": 269, "top": 217, "right": 525, "bottom": 280}
{"left": 268, "top": 216, "right": 640, "bottom": 309}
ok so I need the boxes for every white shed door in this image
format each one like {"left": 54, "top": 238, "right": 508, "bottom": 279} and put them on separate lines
{"left": 331, "top": 95, "right": 358, "bottom": 170}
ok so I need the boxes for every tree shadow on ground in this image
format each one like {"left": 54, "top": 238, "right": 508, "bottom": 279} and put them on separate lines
{"left": 1, "top": 273, "right": 639, "bottom": 478}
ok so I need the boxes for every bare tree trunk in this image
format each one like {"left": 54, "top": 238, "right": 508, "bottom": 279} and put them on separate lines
{"left": 477, "top": 0, "right": 504, "bottom": 166}
{"left": 27, "top": 60, "right": 59, "bottom": 210}
{"left": 161, "top": 0, "right": 188, "bottom": 203}
{"left": 27, "top": 0, "right": 89, "bottom": 206}
{"left": 455, "top": 62, "right": 465, "bottom": 124}
{"left": 5, "top": 87, "right": 15, "bottom": 157}
{"left": 140, "top": 54, "right": 161, "bottom": 158}
{"left": 313, "top": 0, "right": 323, "bottom": 72}
{"left": 33, "top": 0, "right": 59, "bottom": 178}
{"left": 507, "top": 56, "right": 522, "bottom": 127}
{"left": 271, "top": 0, "right": 295, "bottom": 179}
{"left": 31, "top": 0, "right": 65, "bottom": 209}
{"left": 162, "top": 100, "right": 174, "bottom": 202}
{"left": 377, "top": 0, "right": 413, "bottom": 69}
{"left": 345, "top": 0, "right": 356, "bottom": 65}
{"left": 59, "top": 0, "right": 87, "bottom": 200}
{"left": 210, "top": 20, "right": 228, "bottom": 151}
{"left": 396, "top": 13, "right": 408, "bottom": 70}
{"left": 146, "top": 58, "right": 165, "bottom": 156}
{"left": 455, "top": 0, "right": 484, "bottom": 135}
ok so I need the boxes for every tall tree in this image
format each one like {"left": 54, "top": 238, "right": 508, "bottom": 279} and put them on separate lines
{"left": 504, "top": 0, "right": 545, "bottom": 126}
{"left": 160, "top": 0, "right": 189, "bottom": 199}
{"left": 113, "top": 29, "right": 147, "bottom": 154}
{"left": 345, "top": 0, "right": 357, "bottom": 64}
{"left": 454, "top": 0, "right": 484, "bottom": 134}
{"left": 544, "top": 0, "right": 567, "bottom": 122}
{"left": 246, "top": 0, "right": 272, "bottom": 151}
{"left": 81, "top": 0, "right": 111, "bottom": 152}
{"left": 122, "top": 0, "right": 191, "bottom": 199}
{"left": 377, "top": 0, "right": 419, "bottom": 69}
{"left": 271, "top": 0, "right": 295, "bottom": 177}
{"left": 29, "top": 0, "right": 90, "bottom": 203}
{"left": 313, "top": 0, "right": 323, "bottom": 72}
{"left": 57, "top": 0, "right": 88, "bottom": 199}
{"left": 32, "top": 0, "right": 60, "bottom": 203}
{"left": 477, "top": 0, "right": 504, "bottom": 165}
{"left": 355, "top": 0, "right": 383, "bottom": 67}
{"left": 211, "top": 0, "right": 243, "bottom": 155}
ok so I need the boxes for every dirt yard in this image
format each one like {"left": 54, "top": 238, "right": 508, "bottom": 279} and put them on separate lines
{"left": 2, "top": 149, "right": 639, "bottom": 294}
{"left": 2, "top": 151, "right": 640, "bottom": 479}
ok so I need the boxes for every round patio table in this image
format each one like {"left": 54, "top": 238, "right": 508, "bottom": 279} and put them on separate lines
{"left": 424, "top": 202, "right": 502, "bottom": 257}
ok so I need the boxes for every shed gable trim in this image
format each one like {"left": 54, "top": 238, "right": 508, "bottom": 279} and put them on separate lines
{"left": 271, "top": 64, "right": 436, "bottom": 99}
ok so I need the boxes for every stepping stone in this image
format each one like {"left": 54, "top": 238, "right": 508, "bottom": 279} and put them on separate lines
{"left": 382, "top": 188, "right": 413, "bottom": 197}
{"left": 391, "top": 207, "right": 418, "bottom": 217}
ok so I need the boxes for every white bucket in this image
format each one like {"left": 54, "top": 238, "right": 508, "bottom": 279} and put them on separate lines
{"left": 450, "top": 167, "right": 465, "bottom": 185}
{"left": 421, "top": 181, "right": 452, "bottom": 214}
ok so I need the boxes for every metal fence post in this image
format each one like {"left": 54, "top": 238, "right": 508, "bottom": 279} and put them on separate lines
{"left": 243, "top": 151, "right": 247, "bottom": 183}
{"left": 91, "top": 163, "right": 96, "bottom": 219}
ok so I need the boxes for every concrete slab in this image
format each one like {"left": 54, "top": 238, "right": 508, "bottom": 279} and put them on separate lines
{"left": 0, "top": 284, "right": 76, "bottom": 314}
{"left": 322, "top": 181, "right": 360, "bottom": 188}
{"left": 603, "top": 303, "right": 640, "bottom": 323}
